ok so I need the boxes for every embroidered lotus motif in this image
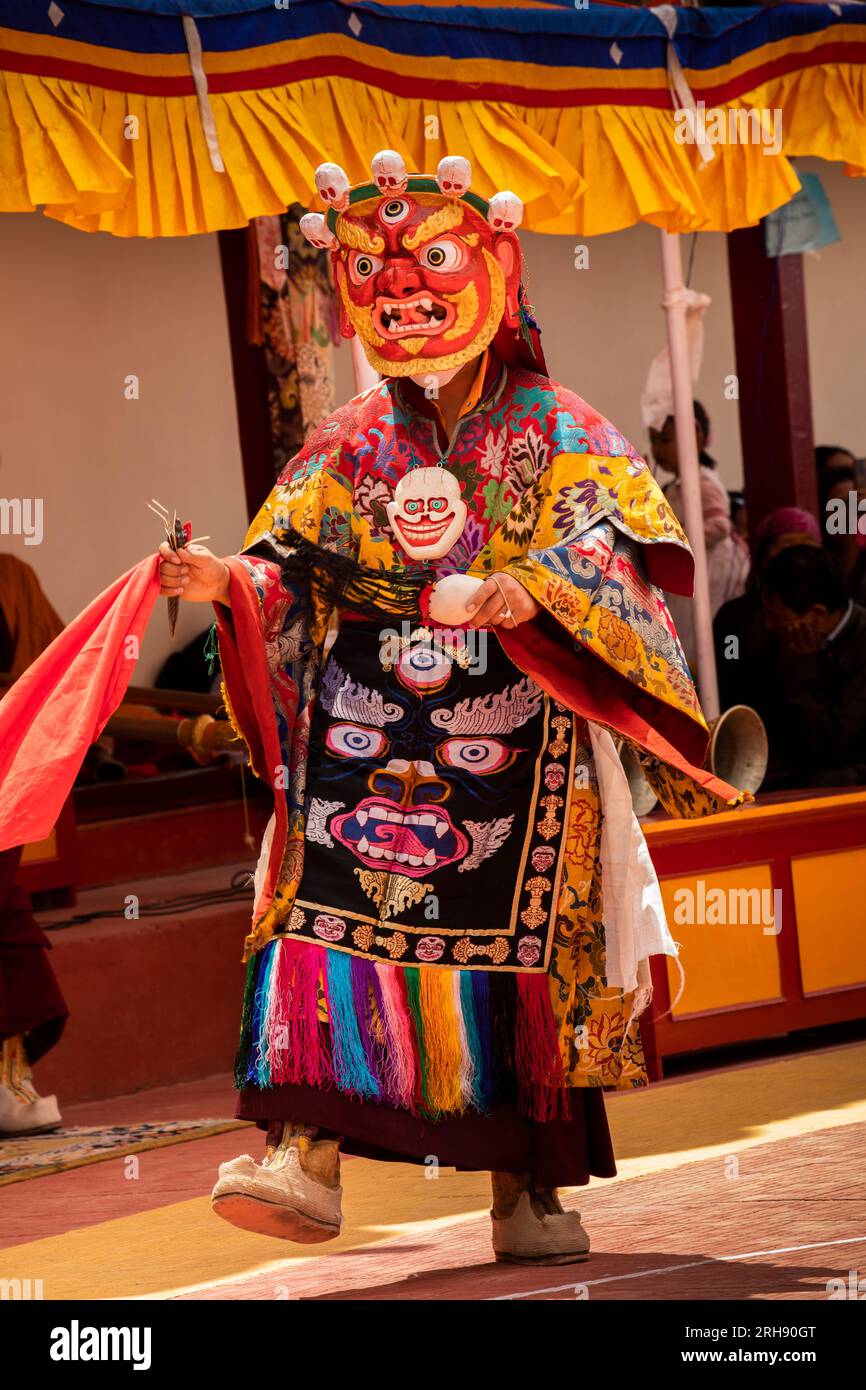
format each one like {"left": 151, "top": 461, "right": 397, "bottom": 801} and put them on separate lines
{"left": 582, "top": 1011, "right": 628, "bottom": 1066}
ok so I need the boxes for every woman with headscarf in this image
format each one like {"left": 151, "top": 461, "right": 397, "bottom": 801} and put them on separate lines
{"left": 713, "top": 506, "right": 823, "bottom": 712}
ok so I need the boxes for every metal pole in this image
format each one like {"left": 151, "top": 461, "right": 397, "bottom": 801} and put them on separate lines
{"left": 659, "top": 230, "right": 720, "bottom": 721}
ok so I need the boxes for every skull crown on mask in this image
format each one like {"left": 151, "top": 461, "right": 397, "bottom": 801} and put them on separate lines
{"left": 301, "top": 153, "right": 525, "bottom": 377}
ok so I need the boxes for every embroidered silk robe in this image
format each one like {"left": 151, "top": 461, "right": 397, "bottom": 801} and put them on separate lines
{"left": 217, "top": 359, "right": 743, "bottom": 1121}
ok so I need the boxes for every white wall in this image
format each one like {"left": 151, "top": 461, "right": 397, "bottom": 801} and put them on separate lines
{"left": 800, "top": 158, "right": 866, "bottom": 461}
{"left": 523, "top": 221, "right": 742, "bottom": 483}
{"left": 1, "top": 160, "right": 862, "bottom": 684}
{"left": 0, "top": 214, "right": 246, "bottom": 683}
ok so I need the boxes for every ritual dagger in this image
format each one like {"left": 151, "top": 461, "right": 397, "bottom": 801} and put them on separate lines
{"left": 148, "top": 499, "right": 209, "bottom": 637}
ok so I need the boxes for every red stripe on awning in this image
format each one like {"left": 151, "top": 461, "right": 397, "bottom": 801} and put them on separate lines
{"left": 1, "top": 37, "right": 864, "bottom": 106}
{"left": 0, "top": 47, "right": 197, "bottom": 94}
{"left": 696, "top": 39, "right": 866, "bottom": 104}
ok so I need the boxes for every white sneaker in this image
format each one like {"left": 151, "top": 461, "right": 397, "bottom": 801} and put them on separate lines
{"left": 0, "top": 1082, "right": 62, "bottom": 1136}
{"left": 211, "top": 1146, "right": 342, "bottom": 1243}
{"left": 491, "top": 1190, "right": 591, "bottom": 1265}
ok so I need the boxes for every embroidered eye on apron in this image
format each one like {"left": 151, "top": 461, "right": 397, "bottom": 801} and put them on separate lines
{"left": 278, "top": 617, "right": 577, "bottom": 973}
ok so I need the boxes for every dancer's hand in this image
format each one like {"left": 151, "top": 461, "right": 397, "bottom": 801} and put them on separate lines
{"left": 158, "top": 543, "right": 231, "bottom": 605}
{"left": 464, "top": 572, "right": 539, "bottom": 628}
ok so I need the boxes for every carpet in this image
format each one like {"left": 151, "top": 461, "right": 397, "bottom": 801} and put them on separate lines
{"left": 0, "top": 1119, "right": 246, "bottom": 1187}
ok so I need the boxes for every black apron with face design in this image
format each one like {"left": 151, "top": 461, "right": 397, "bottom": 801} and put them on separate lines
{"left": 282, "top": 615, "right": 577, "bottom": 975}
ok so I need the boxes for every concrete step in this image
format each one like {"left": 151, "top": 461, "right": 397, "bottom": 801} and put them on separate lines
{"left": 34, "top": 864, "right": 256, "bottom": 1105}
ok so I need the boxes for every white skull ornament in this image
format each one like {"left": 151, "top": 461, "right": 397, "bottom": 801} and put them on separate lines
{"left": 436, "top": 156, "right": 472, "bottom": 198}
{"left": 487, "top": 190, "right": 524, "bottom": 233}
{"left": 386, "top": 467, "right": 467, "bottom": 561}
{"left": 299, "top": 213, "right": 336, "bottom": 249}
{"left": 371, "top": 149, "right": 408, "bottom": 194}
{"left": 314, "top": 163, "right": 350, "bottom": 212}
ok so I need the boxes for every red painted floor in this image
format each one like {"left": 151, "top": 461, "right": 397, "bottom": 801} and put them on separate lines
{"left": 3, "top": 1055, "right": 864, "bottom": 1301}
{"left": 173, "top": 1121, "right": 866, "bottom": 1301}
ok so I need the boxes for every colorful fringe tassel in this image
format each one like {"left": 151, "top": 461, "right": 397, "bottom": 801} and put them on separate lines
{"left": 235, "top": 938, "right": 569, "bottom": 1121}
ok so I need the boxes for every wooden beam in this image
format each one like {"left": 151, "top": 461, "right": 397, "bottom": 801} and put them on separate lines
{"left": 727, "top": 225, "right": 818, "bottom": 541}
{"left": 217, "top": 227, "right": 274, "bottom": 523}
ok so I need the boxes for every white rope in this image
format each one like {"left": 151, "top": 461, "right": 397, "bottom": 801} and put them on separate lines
{"left": 652, "top": 4, "right": 715, "bottom": 166}
{"left": 182, "top": 15, "right": 225, "bottom": 175}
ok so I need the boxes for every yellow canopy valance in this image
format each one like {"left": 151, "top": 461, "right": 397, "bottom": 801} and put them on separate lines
{"left": 1, "top": 3, "right": 864, "bottom": 237}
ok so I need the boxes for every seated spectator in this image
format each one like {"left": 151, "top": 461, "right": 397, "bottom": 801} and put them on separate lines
{"left": 742, "top": 547, "right": 866, "bottom": 790}
{"left": 714, "top": 506, "right": 822, "bottom": 711}
{"left": 815, "top": 445, "right": 866, "bottom": 606}
{"left": 0, "top": 553, "right": 64, "bottom": 677}
{"left": 815, "top": 443, "right": 857, "bottom": 485}
{"left": 0, "top": 555, "right": 67, "bottom": 1133}
{"left": 649, "top": 400, "right": 750, "bottom": 669}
